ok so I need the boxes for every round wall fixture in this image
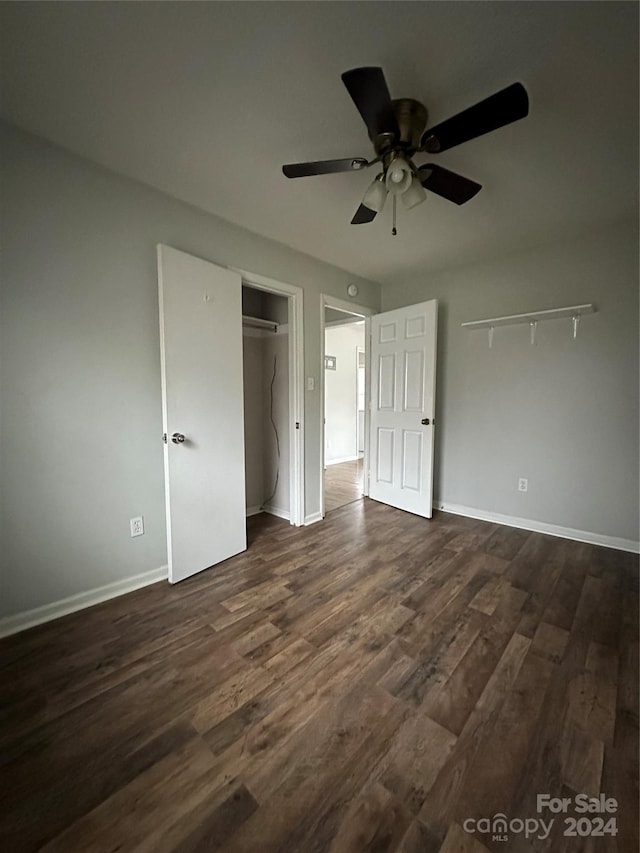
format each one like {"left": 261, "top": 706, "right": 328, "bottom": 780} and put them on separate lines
{"left": 347, "top": 284, "right": 359, "bottom": 297}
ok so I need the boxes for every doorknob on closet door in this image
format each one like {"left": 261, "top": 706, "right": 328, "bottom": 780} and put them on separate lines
{"left": 421, "top": 418, "right": 431, "bottom": 425}
{"left": 171, "top": 432, "right": 186, "bottom": 444}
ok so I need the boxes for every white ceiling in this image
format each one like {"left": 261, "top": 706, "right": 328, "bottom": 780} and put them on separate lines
{"left": 1, "top": 2, "right": 637, "bottom": 284}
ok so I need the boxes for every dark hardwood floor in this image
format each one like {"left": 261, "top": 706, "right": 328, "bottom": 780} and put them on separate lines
{"left": 1, "top": 499, "right": 638, "bottom": 852}
{"left": 324, "top": 458, "right": 363, "bottom": 512}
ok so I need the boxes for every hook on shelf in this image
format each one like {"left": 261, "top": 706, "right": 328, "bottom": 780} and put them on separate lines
{"left": 572, "top": 314, "right": 580, "bottom": 340}
{"left": 529, "top": 320, "right": 537, "bottom": 346}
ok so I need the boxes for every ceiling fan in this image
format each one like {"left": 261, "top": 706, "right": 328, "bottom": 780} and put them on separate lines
{"left": 282, "top": 67, "right": 529, "bottom": 231}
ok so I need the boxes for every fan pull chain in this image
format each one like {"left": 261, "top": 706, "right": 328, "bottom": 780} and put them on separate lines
{"left": 392, "top": 194, "right": 397, "bottom": 236}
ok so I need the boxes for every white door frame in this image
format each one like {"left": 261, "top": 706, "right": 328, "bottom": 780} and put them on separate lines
{"left": 232, "top": 266, "right": 304, "bottom": 527}
{"left": 320, "top": 293, "right": 374, "bottom": 518}
{"left": 356, "top": 345, "right": 366, "bottom": 458}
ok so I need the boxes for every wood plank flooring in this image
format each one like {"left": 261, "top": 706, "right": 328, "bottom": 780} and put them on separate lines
{"left": 324, "top": 458, "right": 363, "bottom": 512}
{"left": 1, "top": 499, "right": 637, "bottom": 852}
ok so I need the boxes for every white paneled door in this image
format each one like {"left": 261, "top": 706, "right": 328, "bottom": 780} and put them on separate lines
{"left": 369, "top": 300, "right": 437, "bottom": 517}
{"left": 157, "top": 245, "right": 247, "bottom": 583}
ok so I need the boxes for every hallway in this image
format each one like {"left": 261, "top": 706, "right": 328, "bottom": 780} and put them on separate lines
{"left": 324, "top": 458, "right": 363, "bottom": 512}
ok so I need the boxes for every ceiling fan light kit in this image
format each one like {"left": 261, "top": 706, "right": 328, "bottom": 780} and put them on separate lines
{"left": 401, "top": 175, "right": 427, "bottom": 210}
{"left": 282, "top": 67, "right": 529, "bottom": 234}
{"left": 362, "top": 173, "right": 388, "bottom": 213}
{"left": 384, "top": 154, "right": 413, "bottom": 194}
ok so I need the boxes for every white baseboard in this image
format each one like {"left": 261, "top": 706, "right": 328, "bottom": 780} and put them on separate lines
{"left": 325, "top": 455, "right": 360, "bottom": 467}
{"left": 262, "top": 504, "right": 290, "bottom": 521}
{"left": 305, "top": 511, "right": 323, "bottom": 526}
{"left": 0, "top": 566, "right": 168, "bottom": 640}
{"left": 248, "top": 505, "right": 291, "bottom": 522}
{"left": 434, "top": 500, "right": 640, "bottom": 554}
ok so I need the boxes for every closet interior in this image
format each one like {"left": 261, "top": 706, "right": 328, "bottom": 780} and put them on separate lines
{"left": 242, "top": 285, "right": 290, "bottom": 521}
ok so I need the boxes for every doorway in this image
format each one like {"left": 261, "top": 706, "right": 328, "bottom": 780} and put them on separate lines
{"left": 236, "top": 268, "right": 305, "bottom": 530}
{"left": 321, "top": 294, "right": 374, "bottom": 516}
{"left": 241, "top": 284, "right": 291, "bottom": 522}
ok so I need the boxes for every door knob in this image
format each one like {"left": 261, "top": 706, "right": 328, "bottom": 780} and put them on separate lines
{"left": 171, "top": 432, "right": 186, "bottom": 444}
{"left": 421, "top": 418, "right": 430, "bottom": 425}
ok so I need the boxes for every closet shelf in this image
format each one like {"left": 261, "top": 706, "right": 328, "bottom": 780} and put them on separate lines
{"left": 242, "top": 314, "right": 278, "bottom": 333}
{"left": 461, "top": 304, "right": 595, "bottom": 330}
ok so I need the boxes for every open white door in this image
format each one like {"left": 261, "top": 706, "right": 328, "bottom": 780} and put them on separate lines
{"left": 369, "top": 300, "right": 437, "bottom": 518}
{"left": 158, "top": 245, "right": 246, "bottom": 583}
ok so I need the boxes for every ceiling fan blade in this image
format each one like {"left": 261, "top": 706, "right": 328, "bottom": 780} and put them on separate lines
{"left": 283, "top": 158, "right": 367, "bottom": 178}
{"left": 418, "top": 164, "right": 481, "bottom": 205}
{"left": 351, "top": 204, "right": 377, "bottom": 225}
{"left": 421, "top": 82, "right": 529, "bottom": 153}
{"left": 341, "top": 67, "right": 399, "bottom": 140}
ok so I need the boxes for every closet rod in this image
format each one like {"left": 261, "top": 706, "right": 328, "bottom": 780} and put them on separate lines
{"left": 242, "top": 315, "right": 278, "bottom": 333}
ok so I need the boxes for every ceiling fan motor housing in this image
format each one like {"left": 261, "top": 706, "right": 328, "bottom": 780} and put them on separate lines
{"left": 374, "top": 98, "right": 428, "bottom": 154}
{"left": 375, "top": 98, "right": 429, "bottom": 192}
{"left": 394, "top": 98, "right": 428, "bottom": 147}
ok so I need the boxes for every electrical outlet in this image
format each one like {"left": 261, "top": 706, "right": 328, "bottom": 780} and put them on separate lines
{"left": 518, "top": 478, "right": 528, "bottom": 493}
{"left": 130, "top": 516, "right": 144, "bottom": 537}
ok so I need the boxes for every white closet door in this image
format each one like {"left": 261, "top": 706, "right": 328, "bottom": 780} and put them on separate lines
{"left": 369, "top": 300, "right": 437, "bottom": 518}
{"left": 158, "top": 244, "right": 246, "bottom": 583}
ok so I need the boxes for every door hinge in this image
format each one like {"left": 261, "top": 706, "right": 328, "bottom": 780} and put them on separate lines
{"left": 162, "top": 433, "right": 167, "bottom": 444}
{"left": 295, "top": 422, "right": 300, "bottom": 430}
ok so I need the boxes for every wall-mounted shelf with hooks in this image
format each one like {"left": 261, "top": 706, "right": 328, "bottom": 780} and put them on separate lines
{"left": 462, "top": 304, "right": 595, "bottom": 347}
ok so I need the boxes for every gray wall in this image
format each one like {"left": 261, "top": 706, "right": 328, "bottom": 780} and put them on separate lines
{"left": 262, "top": 332, "right": 289, "bottom": 516}
{"left": 0, "top": 121, "right": 379, "bottom": 617}
{"left": 242, "top": 334, "right": 265, "bottom": 511}
{"left": 242, "top": 330, "right": 289, "bottom": 515}
{"left": 242, "top": 286, "right": 288, "bottom": 325}
{"left": 382, "top": 219, "right": 639, "bottom": 544}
